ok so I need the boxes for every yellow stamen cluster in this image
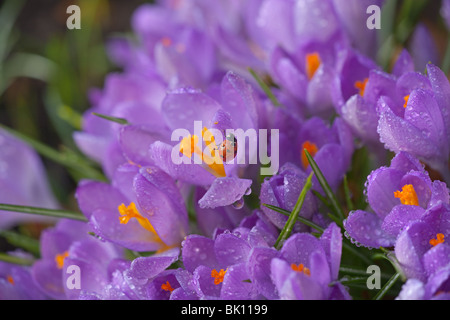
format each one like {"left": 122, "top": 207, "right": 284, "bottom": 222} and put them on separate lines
{"left": 394, "top": 184, "right": 419, "bottom": 206}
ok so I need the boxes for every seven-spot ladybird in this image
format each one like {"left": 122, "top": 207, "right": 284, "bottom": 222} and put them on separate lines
{"left": 218, "top": 134, "right": 237, "bottom": 162}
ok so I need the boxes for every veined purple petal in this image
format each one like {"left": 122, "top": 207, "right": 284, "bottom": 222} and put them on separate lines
{"left": 134, "top": 167, "right": 189, "bottom": 246}
{"left": 392, "top": 49, "right": 415, "bottom": 78}
{"left": 148, "top": 141, "right": 216, "bottom": 186}
{"left": 90, "top": 208, "right": 161, "bottom": 252}
{"left": 366, "top": 166, "right": 405, "bottom": 219}
{"left": 246, "top": 247, "right": 279, "bottom": 300}
{"left": 344, "top": 210, "right": 396, "bottom": 248}
{"left": 198, "top": 177, "right": 252, "bottom": 209}
{"left": 220, "top": 262, "right": 258, "bottom": 300}
{"left": 181, "top": 235, "right": 218, "bottom": 273}
{"left": 395, "top": 221, "right": 435, "bottom": 281}
{"left": 220, "top": 71, "right": 259, "bottom": 130}
{"left": 377, "top": 96, "right": 440, "bottom": 166}
{"left": 126, "top": 248, "right": 180, "bottom": 282}
{"left": 423, "top": 244, "right": 450, "bottom": 277}
{"left": 162, "top": 88, "right": 221, "bottom": 132}
{"left": 381, "top": 205, "right": 425, "bottom": 237}
{"left": 214, "top": 233, "right": 251, "bottom": 266}
{"left": 75, "top": 180, "right": 128, "bottom": 219}
{"left": 426, "top": 63, "right": 450, "bottom": 145}
{"left": 405, "top": 89, "right": 448, "bottom": 156}
{"left": 320, "top": 223, "right": 342, "bottom": 281}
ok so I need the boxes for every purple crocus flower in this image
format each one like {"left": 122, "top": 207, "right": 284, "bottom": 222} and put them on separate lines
{"left": 396, "top": 266, "right": 450, "bottom": 300}
{"left": 259, "top": 163, "right": 317, "bottom": 232}
{"left": 174, "top": 211, "right": 278, "bottom": 300}
{"left": 75, "top": 164, "right": 189, "bottom": 253}
{"left": 84, "top": 247, "right": 181, "bottom": 300}
{"left": 148, "top": 71, "right": 266, "bottom": 209}
{"left": 31, "top": 219, "right": 91, "bottom": 299}
{"left": 394, "top": 203, "right": 450, "bottom": 283}
{"left": 0, "top": 128, "right": 58, "bottom": 228}
{"left": 344, "top": 152, "right": 449, "bottom": 249}
{"left": 270, "top": 223, "right": 350, "bottom": 300}
{"left": 377, "top": 63, "right": 450, "bottom": 178}
{"left": 0, "top": 251, "right": 47, "bottom": 300}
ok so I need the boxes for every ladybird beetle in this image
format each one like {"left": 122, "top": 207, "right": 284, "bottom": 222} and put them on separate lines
{"left": 218, "top": 133, "right": 237, "bottom": 162}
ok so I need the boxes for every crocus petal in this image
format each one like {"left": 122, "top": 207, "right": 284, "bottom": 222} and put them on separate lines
{"left": 396, "top": 279, "right": 426, "bottom": 300}
{"left": 214, "top": 233, "right": 251, "bottom": 266}
{"left": 423, "top": 244, "right": 450, "bottom": 277}
{"left": 341, "top": 94, "right": 379, "bottom": 143}
{"left": 192, "top": 265, "right": 221, "bottom": 299}
{"left": 395, "top": 221, "right": 435, "bottom": 281}
{"left": 118, "top": 125, "right": 166, "bottom": 166}
{"left": 280, "top": 233, "right": 323, "bottom": 264}
{"left": 246, "top": 247, "right": 280, "bottom": 300}
{"left": 320, "top": 223, "right": 343, "bottom": 280}
{"left": 198, "top": 177, "right": 252, "bottom": 209}
{"left": 75, "top": 180, "right": 128, "bottom": 219}
{"left": 220, "top": 71, "right": 259, "bottom": 131}
{"left": 220, "top": 262, "right": 258, "bottom": 300}
{"left": 162, "top": 88, "right": 221, "bottom": 132}
{"left": 148, "top": 141, "right": 216, "bottom": 186}
{"left": 392, "top": 49, "right": 415, "bottom": 78}
{"left": 365, "top": 166, "right": 405, "bottom": 219}
{"left": 426, "top": 63, "right": 450, "bottom": 145}
{"left": 405, "top": 89, "right": 448, "bottom": 157}
{"left": 135, "top": 167, "right": 189, "bottom": 246}
{"left": 381, "top": 205, "right": 425, "bottom": 237}
{"left": 90, "top": 208, "right": 160, "bottom": 252}
{"left": 181, "top": 235, "right": 218, "bottom": 273}
{"left": 344, "top": 210, "right": 396, "bottom": 248}
{"left": 377, "top": 96, "right": 441, "bottom": 167}
{"left": 126, "top": 248, "right": 180, "bottom": 282}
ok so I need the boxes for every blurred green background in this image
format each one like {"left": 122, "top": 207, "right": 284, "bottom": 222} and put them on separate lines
{"left": 0, "top": 0, "right": 152, "bottom": 208}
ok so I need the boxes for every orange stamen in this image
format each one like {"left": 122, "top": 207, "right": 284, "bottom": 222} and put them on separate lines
{"left": 7, "top": 275, "right": 14, "bottom": 285}
{"left": 301, "top": 141, "right": 318, "bottom": 169}
{"left": 211, "top": 268, "right": 227, "bottom": 285}
{"left": 354, "top": 78, "right": 369, "bottom": 97}
{"left": 403, "top": 95, "right": 410, "bottom": 109}
{"left": 161, "top": 281, "right": 175, "bottom": 292}
{"left": 118, "top": 202, "right": 173, "bottom": 253}
{"left": 291, "top": 263, "right": 311, "bottom": 276}
{"left": 394, "top": 184, "right": 419, "bottom": 206}
{"left": 430, "top": 233, "right": 445, "bottom": 247}
{"left": 161, "top": 37, "right": 172, "bottom": 47}
{"left": 55, "top": 251, "right": 69, "bottom": 270}
{"left": 179, "top": 130, "right": 226, "bottom": 178}
{"left": 306, "top": 53, "right": 321, "bottom": 80}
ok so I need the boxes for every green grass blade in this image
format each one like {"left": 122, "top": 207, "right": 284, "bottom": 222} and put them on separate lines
{"left": 0, "top": 203, "right": 88, "bottom": 222}
{"left": 262, "top": 203, "right": 324, "bottom": 233}
{"left": 0, "top": 123, "right": 106, "bottom": 182}
{"left": 0, "top": 230, "right": 40, "bottom": 257}
{"left": 373, "top": 272, "right": 401, "bottom": 300}
{"left": 274, "top": 172, "right": 313, "bottom": 249}
{"left": 304, "top": 149, "right": 346, "bottom": 220}
{"left": 92, "top": 112, "right": 129, "bottom": 125}
{"left": 248, "top": 67, "right": 281, "bottom": 107}
{"left": 0, "top": 252, "right": 33, "bottom": 266}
